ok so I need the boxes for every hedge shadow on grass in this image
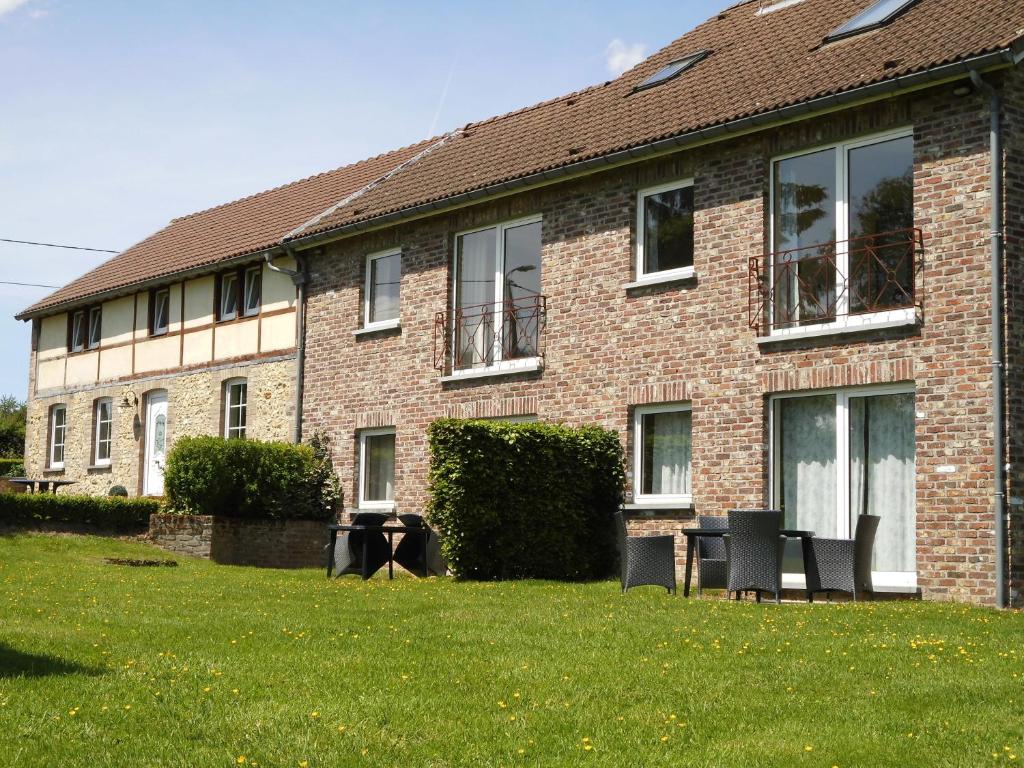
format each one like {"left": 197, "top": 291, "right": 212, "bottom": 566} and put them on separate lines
{"left": 0, "top": 644, "right": 102, "bottom": 679}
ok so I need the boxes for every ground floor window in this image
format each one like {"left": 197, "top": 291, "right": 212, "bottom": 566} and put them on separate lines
{"left": 224, "top": 379, "right": 247, "bottom": 439}
{"left": 771, "top": 386, "right": 916, "bottom": 585}
{"left": 49, "top": 404, "right": 67, "bottom": 469}
{"left": 93, "top": 398, "right": 113, "bottom": 465}
{"left": 633, "top": 403, "right": 692, "bottom": 505}
{"left": 359, "top": 428, "right": 395, "bottom": 508}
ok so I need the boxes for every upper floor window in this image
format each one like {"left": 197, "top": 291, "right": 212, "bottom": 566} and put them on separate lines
{"left": 359, "top": 428, "right": 395, "bottom": 508}
{"left": 633, "top": 403, "right": 693, "bottom": 506}
{"left": 223, "top": 378, "right": 247, "bottom": 439}
{"left": 93, "top": 398, "right": 113, "bottom": 465}
{"left": 49, "top": 404, "right": 67, "bottom": 469}
{"left": 87, "top": 306, "right": 102, "bottom": 349}
{"left": 150, "top": 288, "right": 170, "bottom": 336}
{"left": 768, "top": 129, "right": 915, "bottom": 332}
{"left": 636, "top": 180, "right": 695, "bottom": 283}
{"left": 364, "top": 249, "right": 401, "bottom": 329}
{"left": 69, "top": 310, "right": 86, "bottom": 353}
{"left": 452, "top": 216, "right": 542, "bottom": 370}
{"left": 243, "top": 266, "right": 262, "bottom": 317}
{"left": 219, "top": 272, "right": 239, "bottom": 321}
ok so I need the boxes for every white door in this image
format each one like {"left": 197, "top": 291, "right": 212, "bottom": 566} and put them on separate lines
{"left": 143, "top": 391, "right": 168, "bottom": 496}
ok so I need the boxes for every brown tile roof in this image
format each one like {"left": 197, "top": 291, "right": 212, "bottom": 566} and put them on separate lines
{"left": 20, "top": 0, "right": 1024, "bottom": 318}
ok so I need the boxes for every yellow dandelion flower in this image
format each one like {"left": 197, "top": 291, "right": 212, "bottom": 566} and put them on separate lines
{"left": 804, "top": 745, "right": 813, "bottom": 752}
{"left": 237, "top": 757, "right": 247, "bottom": 765}
{"left": 299, "top": 762, "right": 309, "bottom": 768}
{"left": 660, "top": 735, "right": 669, "bottom": 743}
{"left": 309, "top": 711, "right": 320, "bottom": 719}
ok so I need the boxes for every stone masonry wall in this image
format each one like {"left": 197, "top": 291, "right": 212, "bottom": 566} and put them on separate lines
{"left": 24, "top": 357, "right": 296, "bottom": 497}
{"left": 301, "top": 81, "right": 1006, "bottom": 604}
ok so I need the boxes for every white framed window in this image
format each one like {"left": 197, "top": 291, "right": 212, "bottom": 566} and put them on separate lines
{"left": 69, "top": 310, "right": 86, "bottom": 353}
{"left": 768, "top": 128, "right": 915, "bottom": 335}
{"left": 87, "top": 306, "right": 102, "bottom": 349}
{"left": 452, "top": 215, "right": 542, "bottom": 372}
{"left": 49, "top": 404, "right": 67, "bottom": 469}
{"left": 363, "top": 249, "right": 401, "bottom": 329}
{"left": 150, "top": 288, "right": 170, "bottom": 336}
{"left": 769, "top": 384, "right": 917, "bottom": 590}
{"left": 358, "top": 428, "right": 395, "bottom": 509}
{"left": 635, "top": 179, "right": 695, "bottom": 284}
{"left": 223, "top": 378, "right": 247, "bottom": 439}
{"left": 242, "top": 266, "right": 262, "bottom": 317}
{"left": 219, "top": 272, "right": 239, "bottom": 321}
{"left": 93, "top": 398, "right": 113, "bottom": 465}
{"left": 632, "top": 403, "right": 693, "bottom": 506}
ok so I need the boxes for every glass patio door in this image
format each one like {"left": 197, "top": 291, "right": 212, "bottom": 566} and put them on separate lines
{"left": 772, "top": 387, "right": 917, "bottom": 588}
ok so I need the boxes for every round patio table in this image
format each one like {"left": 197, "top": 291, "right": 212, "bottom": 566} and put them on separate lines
{"left": 7, "top": 477, "right": 77, "bottom": 494}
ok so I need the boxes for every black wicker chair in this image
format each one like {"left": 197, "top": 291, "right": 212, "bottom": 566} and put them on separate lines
{"left": 696, "top": 515, "right": 728, "bottom": 596}
{"left": 392, "top": 513, "right": 447, "bottom": 577}
{"left": 331, "top": 512, "right": 392, "bottom": 580}
{"left": 802, "top": 514, "right": 879, "bottom": 602}
{"left": 615, "top": 511, "right": 676, "bottom": 594}
{"left": 724, "top": 509, "right": 786, "bottom": 603}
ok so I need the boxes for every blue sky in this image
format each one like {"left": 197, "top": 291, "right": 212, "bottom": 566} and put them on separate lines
{"left": 0, "top": 0, "right": 732, "bottom": 400}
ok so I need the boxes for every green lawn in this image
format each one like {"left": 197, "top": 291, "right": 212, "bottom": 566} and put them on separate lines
{"left": 0, "top": 533, "right": 1022, "bottom": 767}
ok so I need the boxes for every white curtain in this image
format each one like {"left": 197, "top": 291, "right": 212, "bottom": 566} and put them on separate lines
{"left": 849, "top": 393, "right": 916, "bottom": 573}
{"left": 644, "top": 411, "right": 692, "bottom": 495}
{"left": 367, "top": 434, "right": 395, "bottom": 502}
{"left": 456, "top": 230, "right": 496, "bottom": 367}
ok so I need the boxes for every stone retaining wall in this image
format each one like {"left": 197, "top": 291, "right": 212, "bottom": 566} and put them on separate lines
{"left": 149, "top": 513, "right": 328, "bottom": 569}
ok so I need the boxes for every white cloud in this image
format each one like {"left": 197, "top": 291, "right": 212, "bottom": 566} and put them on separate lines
{"left": 605, "top": 38, "right": 646, "bottom": 77}
{"left": 0, "top": 0, "right": 31, "bottom": 19}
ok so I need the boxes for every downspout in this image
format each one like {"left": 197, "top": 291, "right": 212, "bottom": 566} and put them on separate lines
{"left": 265, "top": 248, "right": 308, "bottom": 444}
{"left": 969, "top": 70, "right": 1006, "bottom": 608}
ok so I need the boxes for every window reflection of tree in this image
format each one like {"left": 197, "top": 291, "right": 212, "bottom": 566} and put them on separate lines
{"left": 776, "top": 181, "right": 835, "bottom": 325}
{"left": 850, "top": 171, "right": 913, "bottom": 312}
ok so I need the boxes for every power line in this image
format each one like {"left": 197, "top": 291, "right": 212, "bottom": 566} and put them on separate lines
{"left": 0, "top": 237, "right": 119, "bottom": 254}
{"left": 0, "top": 280, "right": 59, "bottom": 289}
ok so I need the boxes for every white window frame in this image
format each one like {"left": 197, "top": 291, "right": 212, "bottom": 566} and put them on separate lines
{"left": 767, "top": 127, "right": 915, "bottom": 339}
{"left": 219, "top": 272, "right": 239, "bottom": 321}
{"left": 49, "top": 404, "right": 67, "bottom": 469}
{"left": 93, "top": 398, "right": 113, "bottom": 466}
{"left": 242, "top": 266, "right": 261, "bottom": 318}
{"left": 768, "top": 382, "right": 917, "bottom": 591}
{"left": 358, "top": 427, "right": 396, "bottom": 510}
{"left": 87, "top": 306, "right": 102, "bottom": 350}
{"left": 634, "top": 178, "right": 696, "bottom": 286}
{"left": 69, "top": 310, "right": 86, "bottom": 353}
{"left": 151, "top": 288, "right": 170, "bottom": 336}
{"left": 223, "top": 378, "right": 247, "bottom": 439}
{"left": 362, "top": 248, "right": 402, "bottom": 331}
{"left": 632, "top": 402, "right": 694, "bottom": 507}
{"left": 450, "top": 214, "right": 543, "bottom": 377}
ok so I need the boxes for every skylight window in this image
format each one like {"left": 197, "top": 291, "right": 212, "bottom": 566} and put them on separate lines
{"left": 825, "top": 0, "right": 918, "bottom": 42}
{"left": 634, "top": 50, "right": 709, "bottom": 91}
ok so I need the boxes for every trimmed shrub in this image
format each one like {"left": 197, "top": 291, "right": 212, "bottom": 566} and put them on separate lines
{"left": 163, "top": 434, "right": 341, "bottom": 520}
{"left": 0, "top": 458, "right": 24, "bottom": 477}
{"left": 0, "top": 493, "right": 159, "bottom": 530}
{"left": 108, "top": 485, "right": 129, "bottom": 497}
{"left": 426, "top": 419, "right": 625, "bottom": 581}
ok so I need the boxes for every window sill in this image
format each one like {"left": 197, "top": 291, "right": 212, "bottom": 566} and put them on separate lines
{"left": 756, "top": 308, "right": 919, "bottom": 344}
{"left": 87, "top": 463, "right": 112, "bottom": 472}
{"left": 441, "top": 357, "right": 542, "bottom": 383}
{"left": 42, "top": 468, "right": 65, "bottom": 475}
{"left": 623, "top": 501, "right": 695, "bottom": 513}
{"left": 355, "top": 502, "right": 396, "bottom": 513}
{"left": 623, "top": 267, "right": 696, "bottom": 291}
{"left": 354, "top": 320, "right": 401, "bottom": 337}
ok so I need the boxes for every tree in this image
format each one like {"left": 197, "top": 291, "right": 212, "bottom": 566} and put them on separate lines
{"left": 0, "top": 396, "right": 27, "bottom": 458}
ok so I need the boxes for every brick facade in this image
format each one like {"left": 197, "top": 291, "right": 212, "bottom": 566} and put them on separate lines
{"left": 300, "top": 80, "right": 1020, "bottom": 606}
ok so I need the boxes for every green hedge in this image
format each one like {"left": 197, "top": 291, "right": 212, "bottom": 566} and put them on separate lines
{"left": 426, "top": 419, "right": 625, "bottom": 581}
{"left": 163, "top": 434, "right": 341, "bottom": 520}
{"left": 0, "top": 493, "right": 159, "bottom": 530}
{"left": 0, "top": 458, "right": 23, "bottom": 477}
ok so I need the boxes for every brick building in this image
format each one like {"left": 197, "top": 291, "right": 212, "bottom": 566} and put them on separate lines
{"left": 17, "top": 0, "right": 1024, "bottom": 605}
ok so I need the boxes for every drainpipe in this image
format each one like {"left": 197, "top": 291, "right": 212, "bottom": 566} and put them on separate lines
{"left": 265, "top": 247, "right": 308, "bottom": 444}
{"left": 969, "top": 70, "right": 1006, "bottom": 608}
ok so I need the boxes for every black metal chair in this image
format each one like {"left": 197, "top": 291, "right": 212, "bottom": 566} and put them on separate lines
{"left": 696, "top": 515, "right": 728, "bottom": 595}
{"left": 615, "top": 511, "right": 676, "bottom": 594}
{"left": 724, "top": 509, "right": 786, "bottom": 603}
{"left": 802, "top": 514, "right": 879, "bottom": 602}
{"left": 392, "top": 513, "right": 447, "bottom": 577}
{"left": 332, "top": 512, "right": 391, "bottom": 580}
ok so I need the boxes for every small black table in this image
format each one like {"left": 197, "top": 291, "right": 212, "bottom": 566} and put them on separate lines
{"left": 7, "top": 477, "right": 77, "bottom": 494}
{"left": 326, "top": 523, "right": 429, "bottom": 579}
{"left": 681, "top": 527, "right": 815, "bottom": 597}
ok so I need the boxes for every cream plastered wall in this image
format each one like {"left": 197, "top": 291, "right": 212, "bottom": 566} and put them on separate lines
{"left": 23, "top": 357, "right": 296, "bottom": 496}
{"left": 31, "top": 258, "right": 297, "bottom": 395}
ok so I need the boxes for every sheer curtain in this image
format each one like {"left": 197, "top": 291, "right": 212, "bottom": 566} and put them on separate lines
{"left": 456, "top": 230, "right": 496, "bottom": 368}
{"left": 643, "top": 411, "right": 692, "bottom": 495}
{"left": 367, "top": 434, "right": 395, "bottom": 502}
{"left": 849, "top": 393, "right": 916, "bottom": 573}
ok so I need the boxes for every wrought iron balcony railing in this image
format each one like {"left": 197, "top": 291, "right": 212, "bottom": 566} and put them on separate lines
{"left": 434, "top": 293, "right": 547, "bottom": 373}
{"left": 748, "top": 228, "right": 924, "bottom": 336}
